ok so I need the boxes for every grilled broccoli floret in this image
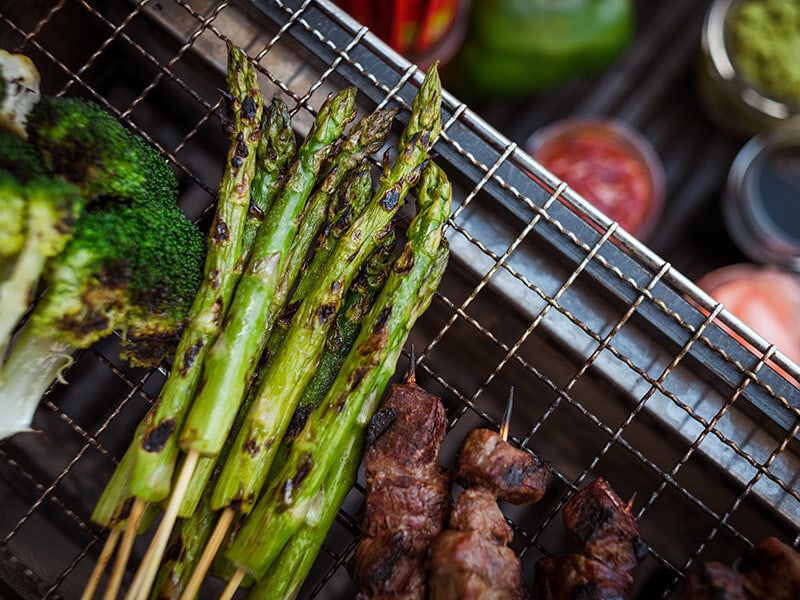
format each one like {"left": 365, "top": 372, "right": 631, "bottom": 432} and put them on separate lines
{"left": 0, "top": 130, "right": 47, "bottom": 182}
{"left": 0, "top": 175, "right": 83, "bottom": 362}
{"left": 0, "top": 132, "right": 50, "bottom": 257}
{"left": 0, "top": 201, "right": 204, "bottom": 439}
{"left": 0, "top": 172, "right": 25, "bottom": 258}
{"left": 27, "top": 96, "right": 178, "bottom": 205}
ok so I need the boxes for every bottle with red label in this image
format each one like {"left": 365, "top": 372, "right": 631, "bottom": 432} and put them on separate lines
{"left": 335, "top": 0, "right": 468, "bottom": 68}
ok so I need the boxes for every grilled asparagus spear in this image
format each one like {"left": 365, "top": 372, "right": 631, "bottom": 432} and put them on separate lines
{"left": 130, "top": 43, "right": 263, "bottom": 502}
{"left": 210, "top": 64, "right": 442, "bottom": 516}
{"left": 242, "top": 97, "right": 296, "bottom": 259}
{"left": 176, "top": 166, "right": 378, "bottom": 520}
{"left": 225, "top": 160, "right": 451, "bottom": 579}
{"left": 250, "top": 243, "right": 449, "bottom": 599}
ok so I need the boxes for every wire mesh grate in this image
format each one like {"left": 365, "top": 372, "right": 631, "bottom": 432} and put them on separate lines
{"left": 1, "top": 0, "right": 799, "bottom": 598}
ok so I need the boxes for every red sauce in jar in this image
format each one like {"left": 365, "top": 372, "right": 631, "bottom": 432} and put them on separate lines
{"left": 529, "top": 120, "right": 664, "bottom": 239}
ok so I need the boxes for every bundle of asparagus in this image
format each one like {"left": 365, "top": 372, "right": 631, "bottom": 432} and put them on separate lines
{"left": 84, "top": 41, "right": 449, "bottom": 600}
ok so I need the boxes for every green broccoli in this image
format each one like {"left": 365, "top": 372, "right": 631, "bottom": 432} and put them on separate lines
{"left": 0, "top": 200, "right": 205, "bottom": 439}
{"left": 0, "top": 132, "right": 49, "bottom": 257}
{"left": 0, "top": 175, "right": 83, "bottom": 363}
{"left": 27, "top": 96, "right": 178, "bottom": 205}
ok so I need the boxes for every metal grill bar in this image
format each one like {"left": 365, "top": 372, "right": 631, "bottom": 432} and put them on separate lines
{"left": 1, "top": 0, "right": 799, "bottom": 599}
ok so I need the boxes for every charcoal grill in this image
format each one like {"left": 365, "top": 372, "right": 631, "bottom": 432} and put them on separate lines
{"left": 1, "top": 1, "right": 799, "bottom": 599}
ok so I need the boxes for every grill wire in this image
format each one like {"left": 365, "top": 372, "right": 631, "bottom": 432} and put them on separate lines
{"left": 1, "top": 0, "right": 799, "bottom": 599}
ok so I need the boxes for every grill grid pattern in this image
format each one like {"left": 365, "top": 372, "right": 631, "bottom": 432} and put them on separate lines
{"left": 1, "top": 0, "right": 799, "bottom": 598}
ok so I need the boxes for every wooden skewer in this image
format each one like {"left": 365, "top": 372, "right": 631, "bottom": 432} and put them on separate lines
{"left": 104, "top": 498, "right": 146, "bottom": 600}
{"left": 220, "top": 568, "right": 246, "bottom": 600}
{"left": 626, "top": 492, "right": 638, "bottom": 512}
{"left": 499, "top": 386, "right": 513, "bottom": 442}
{"left": 81, "top": 528, "right": 121, "bottom": 600}
{"left": 178, "top": 508, "right": 235, "bottom": 600}
{"left": 124, "top": 450, "right": 200, "bottom": 600}
{"left": 406, "top": 343, "right": 416, "bottom": 384}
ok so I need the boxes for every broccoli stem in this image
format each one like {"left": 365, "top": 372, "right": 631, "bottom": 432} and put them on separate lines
{"left": 129, "top": 43, "right": 264, "bottom": 502}
{"left": 210, "top": 65, "right": 441, "bottom": 516}
{"left": 0, "top": 184, "right": 80, "bottom": 365}
{"left": 0, "top": 320, "right": 72, "bottom": 439}
{"left": 178, "top": 88, "right": 357, "bottom": 458}
{"left": 223, "top": 161, "right": 451, "bottom": 580}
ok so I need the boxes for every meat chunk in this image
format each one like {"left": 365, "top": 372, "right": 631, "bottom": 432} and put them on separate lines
{"left": 353, "top": 382, "right": 450, "bottom": 599}
{"left": 534, "top": 554, "right": 631, "bottom": 600}
{"left": 453, "top": 428, "right": 548, "bottom": 504}
{"left": 737, "top": 536, "right": 800, "bottom": 600}
{"left": 562, "top": 478, "right": 645, "bottom": 577}
{"left": 428, "top": 488, "right": 526, "bottom": 600}
{"left": 679, "top": 561, "right": 747, "bottom": 600}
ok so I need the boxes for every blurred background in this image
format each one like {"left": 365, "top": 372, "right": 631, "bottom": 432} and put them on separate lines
{"left": 335, "top": 0, "right": 800, "bottom": 368}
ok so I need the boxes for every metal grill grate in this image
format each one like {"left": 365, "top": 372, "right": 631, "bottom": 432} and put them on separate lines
{"left": 1, "top": 1, "right": 799, "bottom": 598}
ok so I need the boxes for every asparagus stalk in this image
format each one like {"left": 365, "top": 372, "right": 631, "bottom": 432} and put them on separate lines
{"left": 242, "top": 97, "right": 296, "bottom": 259}
{"left": 177, "top": 88, "right": 356, "bottom": 457}
{"left": 247, "top": 419, "right": 361, "bottom": 600}
{"left": 253, "top": 244, "right": 448, "bottom": 599}
{"left": 179, "top": 103, "right": 397, "bottom": 459}
{"left": 149, "top": 485, "right": 218, "bottom": 600}
{"left": 224, "top": 161, "right": 451, "bottom": 579}
{"left": 129, "top": 43, "right": 264, "bottom": 502}
{"left": 174, "top": 169, "right": 375, "bottom": 521}
{"left": 174, "top": 235, "right": 396, "bottom": 597}
{"left": 210, "top": 65, "right": 442, "bottom": 516}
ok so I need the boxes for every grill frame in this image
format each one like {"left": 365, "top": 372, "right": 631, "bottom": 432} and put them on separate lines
{"left": 0, "top": 0, "right": 799, "bottom": 598}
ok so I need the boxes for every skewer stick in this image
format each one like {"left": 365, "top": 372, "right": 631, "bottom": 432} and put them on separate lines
{"left": 81, "top": 528, "right": 121, "bottom": 600}
{"left": 626, "top": 492, "right": 637, "bottom": 512}
{"left": 179, "top": 508, "right": 235, "bottom": 600}
{"left": 406, "top": 343, "right": 416, "bottom": 384}
{"left": 220, "top": 568, "right": 246, "bottom": 600}
{"left": 104, "top": 498, "right": 146, "bottom": 600}
{"left": 124, "top": 450, "right": 200, "bottom": 600}
{"left": 499, "top": 386, "right": 514, "bottom": 442}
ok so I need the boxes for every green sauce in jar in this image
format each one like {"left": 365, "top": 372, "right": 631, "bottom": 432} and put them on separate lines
{"left": 731, "top": 0, "right": 800, "bottom": 105}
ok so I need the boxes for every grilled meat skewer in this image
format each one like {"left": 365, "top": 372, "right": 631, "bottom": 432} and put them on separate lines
{"left": 562, "top": 477, "right": 647, "bottom": 582}
{"left": 429, "top": 391, "right": 550, "bottom": 600}
{"left": 738, "top": 536, "right": 800, "bottom": 600}
{"left": 353, "top": 363, "right": 450, "bottom": 600}
{"left": 454, "top": 427, "right": 548, "bottom": 505}
{"left": 428, "top": 487, "right": 528, "bottom": 600}
{"left": 679, "top": 562, "right": 747, "bottom": 600}
{"left": 535, "top": 477, "right": 645, "bottom": 599}
{"left": 534, "top": 554, "right": 631, "bottom": 600}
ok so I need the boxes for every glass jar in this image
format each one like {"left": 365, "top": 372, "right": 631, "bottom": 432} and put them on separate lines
{"left": 697, "top": 0, "right": 800, "bottom": 138}
{"left": 697, "top": 263, "right": 800, "bottom": 367}
{"left": 526, "top": 118, "right": 665, "bottom": 241}
{"left": 724, "top": 116, "right": 800, "bottom": 271}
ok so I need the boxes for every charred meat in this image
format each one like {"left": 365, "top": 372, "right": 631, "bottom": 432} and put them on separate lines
{"left": 679, "top": 561, "right": 747, "bottom": 600}
{"left": 428, "top": 488, "right": 526, "bottom": 600}
{"left": 534, "top": 478, "right": 644, "bottom": 598}
{"left": 534, "top": 554, "right": 630, "bottom": 600}
{"left": 453, "top": 428, "right": 548, "bottom": 505}
{"left": 562, "top": 477, "right": 646, "bottom": 579}
{"left": 353, "top": 380, "right": 450, "bottom": 599}
{"left": 737, "top": 536, "right": 800, "bottom": 600}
